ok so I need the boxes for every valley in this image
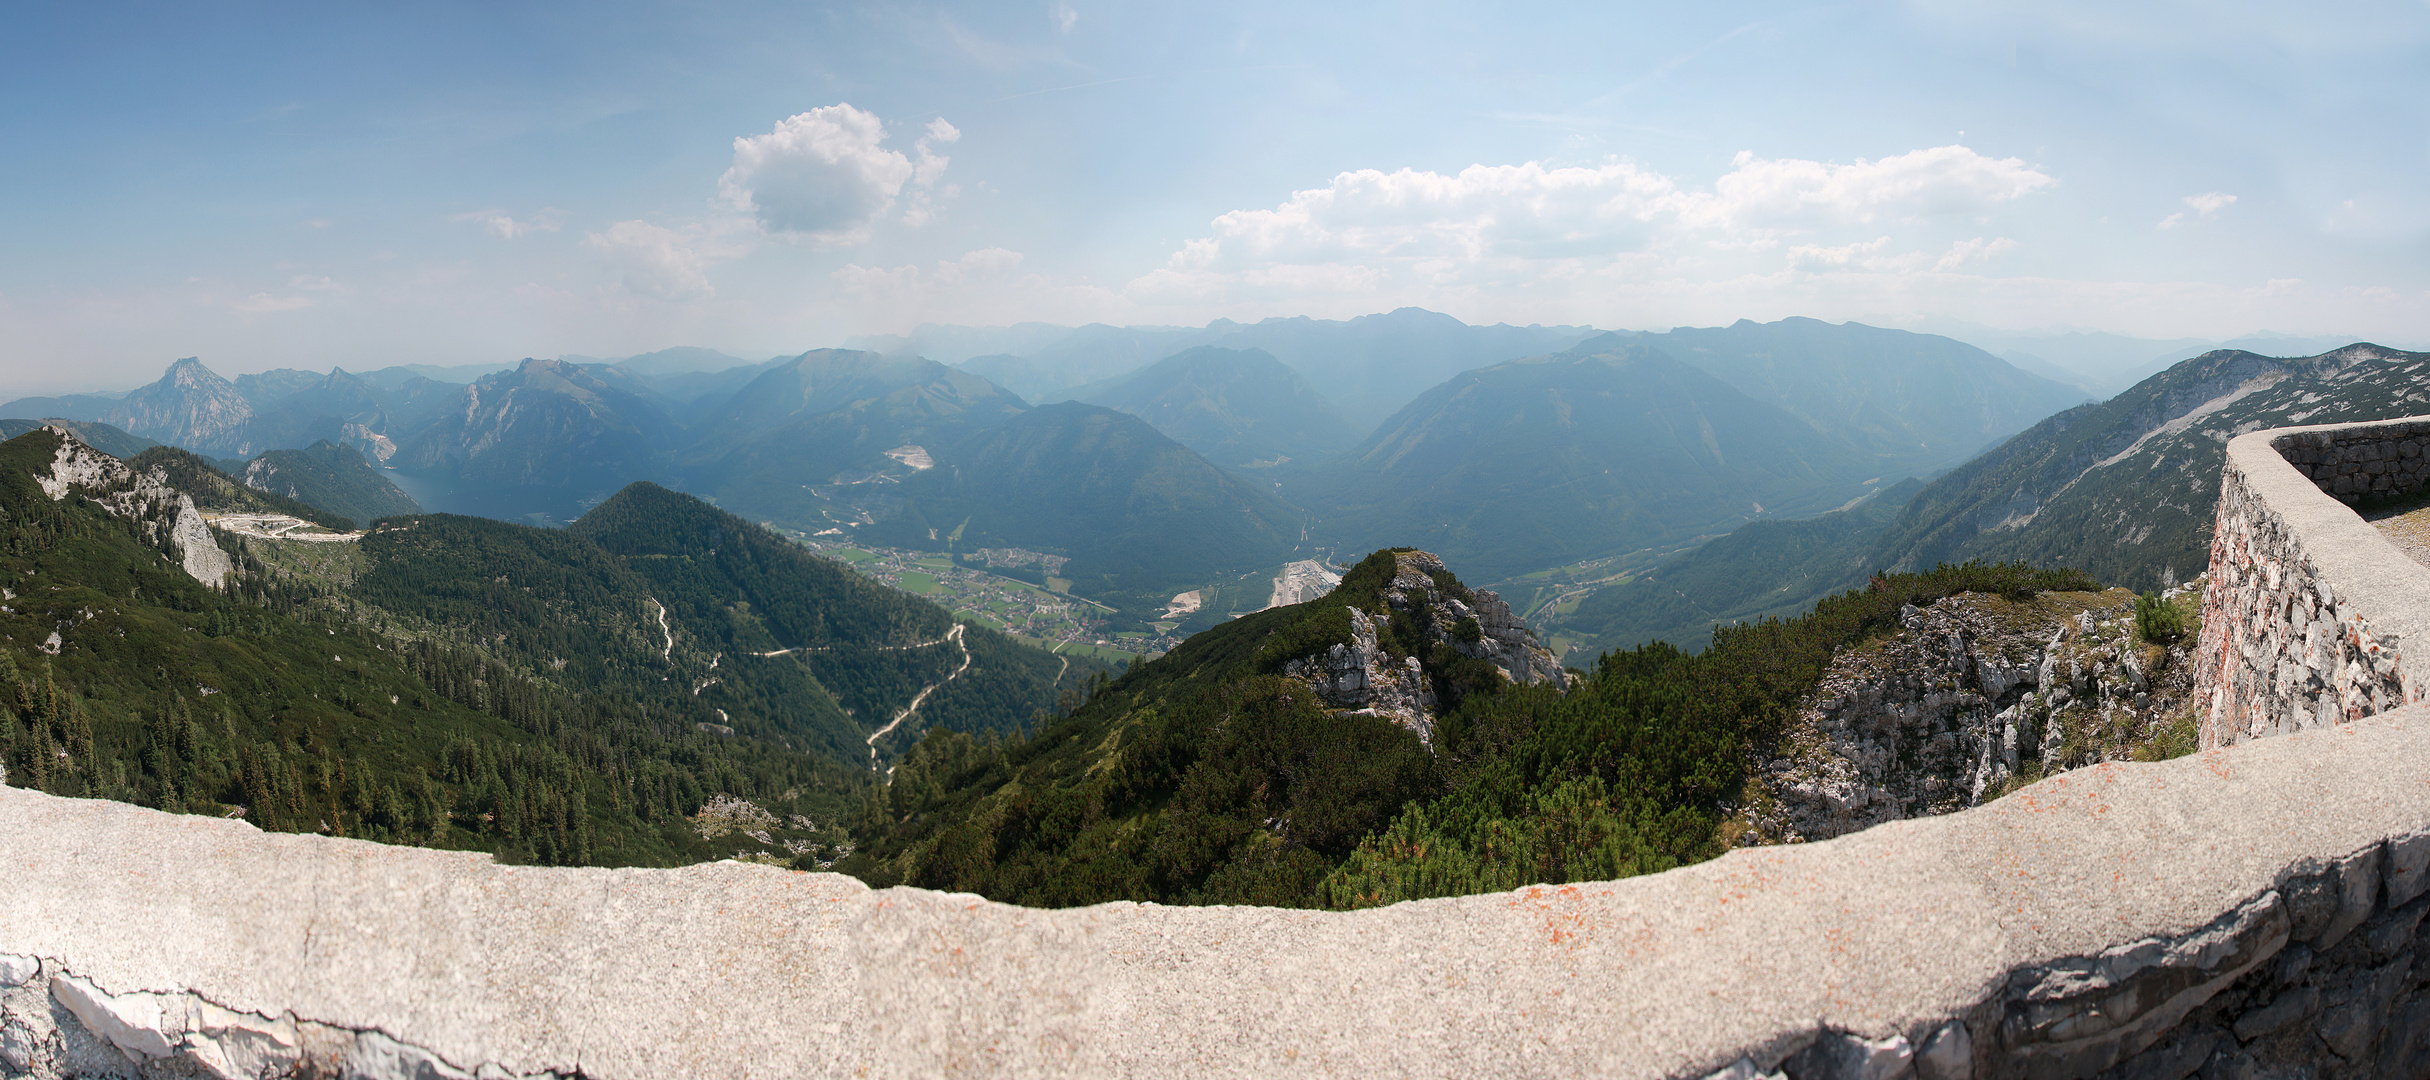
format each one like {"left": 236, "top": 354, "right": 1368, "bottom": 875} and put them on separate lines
{"left": 2, "top": 314, "right": 2412, "bottom": 910}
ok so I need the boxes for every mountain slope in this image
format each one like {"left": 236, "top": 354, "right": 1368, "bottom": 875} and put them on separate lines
{"left": 1062, "top": 346, "right": 1358, "bottom": 467}
{"left": 90, "top": 358, "right": 257, "bottom": 456}
{"left": 1865, "top": 343, "right": 2429, "bottom": 591}
{"left": 682, "top": 350, "right": 1030, "bottom": 533}
{"left": 1640, "top": 318, "right": 2088, "bottom": 478}
{"left": 393, "top": 358, "right": 682, "bottom": 521}
{"left": 865, "top": 402, "right": 1305, "bottom": 610}
{"left": 1554, "top": 478, "right": 1927, "bottom": 655}
{"left": 243, "top": 368, "right": 399, "bottom": 461}
{"left": 242, "top": 440, "right": 422, "bottom": 526}
{"left": 0, "top": 419, "right": 156, "bottom": 459}
{"left": 0, "top": 425, "right": 1096, "bottom": 874}
{"left": 1298, "top": 336, "right": 1875, "bottom": 583}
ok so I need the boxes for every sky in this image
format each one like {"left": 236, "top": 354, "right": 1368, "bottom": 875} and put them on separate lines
{"left": 2, "top": 0, "right": 2427, "bottom": 390}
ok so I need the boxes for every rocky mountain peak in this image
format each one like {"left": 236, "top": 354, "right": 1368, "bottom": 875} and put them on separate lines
{"left": 99, "top": 359, "right": 255, "bottom": 456}
{"left": 1279, "top": 549, "right": 1567, "bottom": 746}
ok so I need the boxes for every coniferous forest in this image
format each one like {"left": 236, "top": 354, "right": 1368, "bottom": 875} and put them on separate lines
{"left": 0, "top": 429, "right": 1098, "bottom": 867}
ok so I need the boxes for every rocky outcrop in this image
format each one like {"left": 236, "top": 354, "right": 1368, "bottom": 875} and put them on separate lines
{"left": 1740, "top": 582, "right": 2201, "bottom": 845}
{"left": 1280, "top": 550, "right": 1566, "bottom": 744}
{"left": 33, "top": 428, "right": 233, "bottom": 585}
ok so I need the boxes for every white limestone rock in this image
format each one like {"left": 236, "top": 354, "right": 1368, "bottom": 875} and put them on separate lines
{"left": 0, "top": 954, "right": 35, "bottom": 987}
{"left": 1277, "top": 550, "right": 1566, "bottom": 746}
{"left": 30, "top": 426, "right": 235, "bottom": 586}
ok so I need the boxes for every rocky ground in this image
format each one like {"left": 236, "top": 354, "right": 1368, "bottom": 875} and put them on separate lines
{"left": 1731, "top": 579, "right": 2205, "bottom": 846}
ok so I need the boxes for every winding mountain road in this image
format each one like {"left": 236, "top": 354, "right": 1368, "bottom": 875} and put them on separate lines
{"left": 864, "top": 623, "right": 971, "bottom": 769}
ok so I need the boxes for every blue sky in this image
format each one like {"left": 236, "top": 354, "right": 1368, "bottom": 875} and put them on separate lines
{"left": 3, "top": 1, "right": 2426, "bottom": 389}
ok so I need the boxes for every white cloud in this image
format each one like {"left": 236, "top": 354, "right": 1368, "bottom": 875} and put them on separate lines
{"left": 1137, "top": 145, "right": 2055, "bottom": 311}
{"left": 453, "top": 209, "right": 563, "bottom": 239}
{"left": 584, "top": 221, "right": 717, "bottom": 299}
{"left": 1935, "top": 236, "right": 2017, "bottom": 270}
{"left": 1053, "top": 2, "right": 1078, "bottom": 33}
{"left": 720, "top": 104, "right": 953, "bottom": 244}
{"left": 232, "top": 293, "right": 314, "bottom": 314}
{"left": 2159, "top": 191, "right": 2236, "bottom": 229}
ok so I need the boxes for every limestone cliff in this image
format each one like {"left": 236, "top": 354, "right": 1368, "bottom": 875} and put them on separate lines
{"left": 33, "top": 427, "right": 233, "bottom": 585}
{"left": 1278, "top": 549, "right": 1567, "bottom": 745}
{"left": 1736, "top": 579, "right": 2203, "bottom": 845}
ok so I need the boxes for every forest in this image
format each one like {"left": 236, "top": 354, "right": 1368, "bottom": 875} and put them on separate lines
{"left": 0, "top": 431, "right": 1089, "bottom": 868}
{"left": 841, "top": 554, "right": 2101, "bottom": 908}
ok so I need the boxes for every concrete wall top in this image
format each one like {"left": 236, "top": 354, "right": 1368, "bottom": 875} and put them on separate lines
{"left": 10, "top": 704, "right": 2430, "bottom": 1079}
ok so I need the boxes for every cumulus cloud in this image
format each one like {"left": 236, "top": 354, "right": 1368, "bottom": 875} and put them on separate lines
{"left": 453, "top": 209, "right": 563, "bottom": 239}
{"left": 1689, "top": 147, "right": 2054, "bottom": 235}
{"left": 1054, "top": 2, "right": 1078, "bottom": 32}
{"left": 2159, "top": 191, "right": 2236, "bottom": 229}
{"left": 1135, "top": 145, "right": 2055, "bottom": 312}
{"left": 719, "top": 104, "right": 955, "bottom": 244}
{"left": 1935, "top": 236, "right": 2018, "bottom": 270}
{"left": 584, "top": 221, "right": 718, "bottom": 299}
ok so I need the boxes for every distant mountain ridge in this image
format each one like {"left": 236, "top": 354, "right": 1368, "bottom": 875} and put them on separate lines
{"left": 1546, "top": 340, "right": 2427, "bottom": 655}
{"left": 1630, "top": 318, "right": 2088, "bottom": 480}
{"left": 941, "top": 308, "right": 1598, "bottom": 428}
{"left": 1296, "top": 336, "right": 1880, "bottom": 583}
{"left": 1061, "top": 346, "right": 1358, "bottom": 467}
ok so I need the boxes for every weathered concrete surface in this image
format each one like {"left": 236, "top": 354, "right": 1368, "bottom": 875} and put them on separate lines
{"left": 9, "top": 707, "right": 2430, "bottom": 1079}
{"left": 2197, "top": 420, "right": 2430, "bottom": 747}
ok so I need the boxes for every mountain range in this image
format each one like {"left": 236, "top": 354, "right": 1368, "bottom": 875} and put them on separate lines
{"left": 3, "top": 310, "right": 2105, "bottom": 638}
{"left": 1551, "top": 341, "right": 2425, "bottom": 656}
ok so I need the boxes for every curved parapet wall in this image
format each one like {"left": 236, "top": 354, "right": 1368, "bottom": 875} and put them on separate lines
{"left": 2196, "top": 418, "right": 2430, "bottom": 748}
{"left": 11, "top": 710, "right": 2430, "bottom": 1079}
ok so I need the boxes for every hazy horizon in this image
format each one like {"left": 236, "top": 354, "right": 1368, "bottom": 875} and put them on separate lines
{"left": 5, "top": 1, "right": 2426, "bottom": 390}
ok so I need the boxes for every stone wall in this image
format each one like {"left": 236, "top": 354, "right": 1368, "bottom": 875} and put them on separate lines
{"left": 12, "top": 705, "right": 2430, "bottom": 1080}
{"left": 2195, "top": 418, "right": 2430, "bottom": 748}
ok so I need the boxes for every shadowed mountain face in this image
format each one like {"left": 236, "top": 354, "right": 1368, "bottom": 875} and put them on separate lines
{"left": 1296, "top": 337, "right": 1876, "bottom": 584}
{"left": 681, "top": 349, "right": 1030, "bottom": 531}
{"left": 1545, "top": 342, "right": 2430, "bottom": 656}
{"left": 1556, "top": 477, "right": 1927, "bottom": 656}
{"left": 1637, "top": 318, "right": 2090, "bottom": 479}
{"left": 865, "top": 401, "right": 1305, "bottom": 606}
{"left": 1061, "top": 346, "right": 1359, "bottom": 468}
{"left": 1866, "top": 343, "right": 2430, "bottom": 591}
{"left": 391, "top": 359, "right": 681, "bottom": 520}
{"left": 241, "top": 440, "right": 422, "bottom": 527}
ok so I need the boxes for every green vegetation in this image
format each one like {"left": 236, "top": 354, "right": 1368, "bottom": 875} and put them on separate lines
{"left": 1296, "top": 339, "right": 1875, "bottom": 585}
{"left": 240, "top": 440, "right": 421, "bottom": 526}
{"left": 1554, "top": 479, "right": 1926, "bottom": 654}
{"left": 866, "top": 402, "right": 1306, "bottom": 618}
{"left": 131, "top": 445, "right": 357, "bottom": 531}
{"left": 2135, "top": 591, "right": 2190, "bottom": 645}
{"left": 846, "top": 550, "right": 2099, "bottom": 910}
{"left": 0, "top": 432, "right": 1085, "bottom": 870}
